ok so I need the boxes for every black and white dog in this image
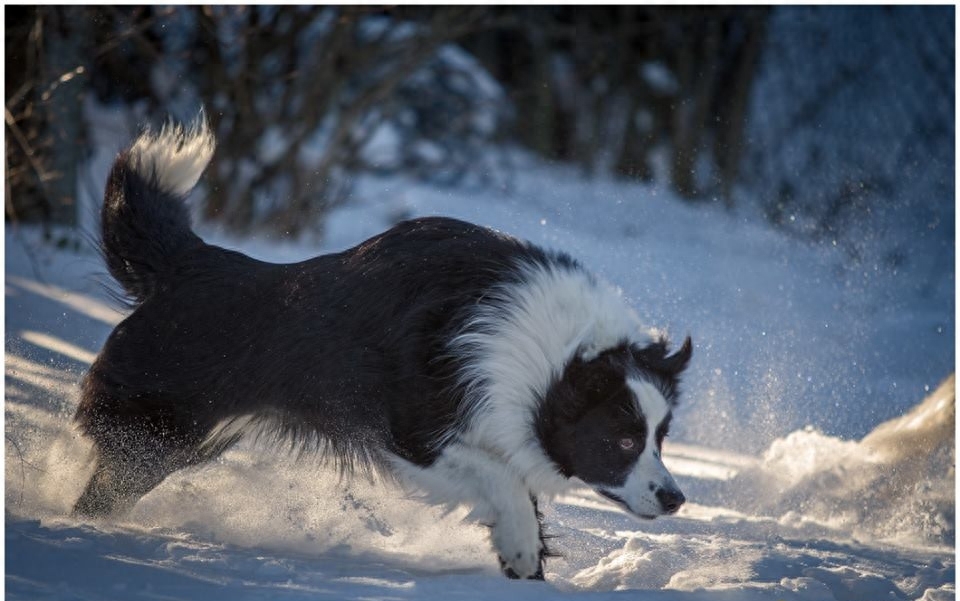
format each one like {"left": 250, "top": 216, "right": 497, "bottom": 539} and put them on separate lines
{"left": 74, "top": 120, "right": 692, "bottom": 579}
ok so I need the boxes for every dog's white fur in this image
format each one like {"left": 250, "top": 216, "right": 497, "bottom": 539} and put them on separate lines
{"left": 129, "top": 118, "right": 215, "bottom": 197}
{"left": 444, "top": 262, "right": 659, "bottom": 494}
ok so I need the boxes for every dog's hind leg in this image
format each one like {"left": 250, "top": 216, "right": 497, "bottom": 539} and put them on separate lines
{"left": 73, "top": 421, "right": 233, "bottom": 518}
{"left": 73, "top": 418, "right": 205, "bottom": 518}
{"left": 73, "top": 449, "right": 168, "bottom": 517}
{"left": 392, "top": 443, "right": 548, "bottom": 579}
{"left": 73, "top": 388, "right": 213, "bottom": 518}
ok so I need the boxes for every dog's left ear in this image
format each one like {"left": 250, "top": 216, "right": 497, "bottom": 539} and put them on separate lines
{"left": 666, "top": 336, "right": 693, "bottom": 375}
{"left": 635, "top": 336, "right": 693, "bottom": 376}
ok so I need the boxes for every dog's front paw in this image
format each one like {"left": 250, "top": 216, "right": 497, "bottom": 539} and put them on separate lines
{"left": 491, "top": 521, "right": 543, "bottom": 580}
{"left": 498, "top": 554, "right": 544, "bottom": 580}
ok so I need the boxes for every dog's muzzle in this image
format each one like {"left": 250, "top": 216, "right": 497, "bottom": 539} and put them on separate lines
{"left": 597, "top": 482, "right": 686, "bottom": 519}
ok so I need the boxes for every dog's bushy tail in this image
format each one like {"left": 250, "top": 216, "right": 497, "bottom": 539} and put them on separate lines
{"left": 101, "top": 117, "right": 215, "bottom": 303}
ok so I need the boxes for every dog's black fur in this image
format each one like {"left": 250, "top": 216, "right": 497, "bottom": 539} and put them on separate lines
{"left": 76, "top": 153, "right": 582, "bottom": 515}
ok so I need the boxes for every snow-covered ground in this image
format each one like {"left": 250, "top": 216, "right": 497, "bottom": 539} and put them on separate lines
{"left": 5, "top": 111, "right": 955, "bottom": 599}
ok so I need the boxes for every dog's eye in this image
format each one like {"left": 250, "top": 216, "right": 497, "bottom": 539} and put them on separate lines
{"left": 618, "top": 437, "right": 635, "bottom": 451}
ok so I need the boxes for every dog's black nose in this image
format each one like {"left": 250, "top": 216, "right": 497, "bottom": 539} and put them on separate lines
{"left": 655, "top": 486, "right": 686, "bottom": 514}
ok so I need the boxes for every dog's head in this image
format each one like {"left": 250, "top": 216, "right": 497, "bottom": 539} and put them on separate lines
{"left": 537, "top": 336, "right": 692, "bottom": 518}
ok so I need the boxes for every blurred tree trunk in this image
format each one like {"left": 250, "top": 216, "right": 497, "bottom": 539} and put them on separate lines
{"left": 613, "top": 7, "right": 657, "bottom": 182}
{"left": 43, "top": 7, "right": 91, "bottom": 226}
{"left": 714, "top": 8, "right": 768, "bottom": 205}
{"left": 527, "top": 27, "right": 558, "bottom": 160}
{"left": 670, "top": 14, "right": 723, "bottom": 199}
{"left": 5, "top": 6, "right": 91, "bottom": 226}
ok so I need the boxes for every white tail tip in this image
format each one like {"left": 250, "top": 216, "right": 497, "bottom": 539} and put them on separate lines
{"left": 129, "top": 115, "right": 216, "bottom": 197}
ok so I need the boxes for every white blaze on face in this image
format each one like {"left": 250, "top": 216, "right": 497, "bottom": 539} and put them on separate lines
{"left": 602, "top": 378, "right": 684, "bottom": 518}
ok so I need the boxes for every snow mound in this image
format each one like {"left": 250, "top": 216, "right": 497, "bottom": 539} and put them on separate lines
{"left": 729, "top": 374, "right": 955, "bottom": 546}
{"left": 567, "top": 532, "right": 762, "bottom": 592}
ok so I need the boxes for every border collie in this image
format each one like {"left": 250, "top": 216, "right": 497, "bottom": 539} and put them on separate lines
{"left": 73, "top": 119, "right": 692, "bottom": 580}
